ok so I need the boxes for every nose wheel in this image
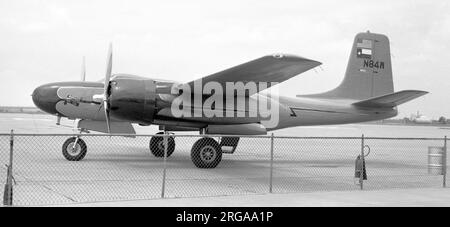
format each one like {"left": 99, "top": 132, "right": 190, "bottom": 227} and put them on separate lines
{"left": 62, "top": 137, "right": 87, "bottom": 161}
{"left": 149, "top": 132, "right": 175, "bottom": 157}
{"left": 191, "top": 137, "right": 222, "bottom": 168}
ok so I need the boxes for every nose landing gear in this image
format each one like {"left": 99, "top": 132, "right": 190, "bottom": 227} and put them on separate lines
{"left": 62, "top": 136, "right": 87, "bottom": 161}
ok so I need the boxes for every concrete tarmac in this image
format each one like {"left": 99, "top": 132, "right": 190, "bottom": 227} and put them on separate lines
{"left": 1, "top": 113, "right": 449, "bottom": 206}
{"left": 54, "top": 188, "right": 450, "bottom": 207}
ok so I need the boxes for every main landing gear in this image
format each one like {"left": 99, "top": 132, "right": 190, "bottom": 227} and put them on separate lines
{"left": 60, "top": 131, "right": 240, "bottom": 169}
{"left": 148, "top": 133, "right": 223, "bottom": 168}
{"left": 149, "top": 132, "right": 175, "bottom": 157}
{"left": 148, "top": 133, "right": 240, "bottom": 169}
{"left": 191, "top": 137, "right": 222, "bottom": 168}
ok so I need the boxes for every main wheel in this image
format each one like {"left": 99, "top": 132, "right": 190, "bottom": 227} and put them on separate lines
{"left": 62, "top": 137, "right": 87, "bottom": 161}
{"left": 191, "top": 137, "right": 222, "bottom": 168}
{"left": 149, "top": 133, "right": 175, "bottom": 157}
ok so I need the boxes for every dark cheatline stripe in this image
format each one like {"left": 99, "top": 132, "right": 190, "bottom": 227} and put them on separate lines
{"left": 289, "top": 107, "right": 352, "bottom": 117}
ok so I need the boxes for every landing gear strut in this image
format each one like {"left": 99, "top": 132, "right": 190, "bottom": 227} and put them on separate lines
{"left": 149, "top": 132, "right": 175, "bottom": 157}
{"left": 62, "top": 136, "right": 87, "bottom": 161}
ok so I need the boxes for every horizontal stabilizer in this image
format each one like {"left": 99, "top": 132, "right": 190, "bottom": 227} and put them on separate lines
{"left": 353, "top": 90, "right": 428, "bottom": 108}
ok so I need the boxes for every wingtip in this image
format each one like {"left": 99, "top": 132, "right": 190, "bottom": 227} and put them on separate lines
{"left": 419, "top": 90, "right": 430, "bottom": 96}
{"left": 303, "top": 58, "right": 322, "bottom": 69}
{"left": 403, "top": 90, "right": 430, "bottom": 95}
{"left": 310, "top": 59, "right": 322, "bottom": 67}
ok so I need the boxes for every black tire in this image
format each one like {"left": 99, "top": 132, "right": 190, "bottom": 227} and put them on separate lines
{"left": 149, "top": 133, "right": 175, "bottom": 157}
{"left": 62, "top": 137, "right": 87, "bottom": 161}
{"left": 191, "top": 137, "right": 222, "bottom": 168}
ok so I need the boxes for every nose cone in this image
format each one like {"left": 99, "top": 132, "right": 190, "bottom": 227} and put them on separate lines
{"left": 32, "top": 84, "right": 60, "bottom": 115}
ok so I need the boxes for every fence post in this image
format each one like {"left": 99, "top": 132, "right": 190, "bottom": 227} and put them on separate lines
{"left": 360, "top": 134, "right": 365, "bottom": 190}
{"left": 269, "top": 133, "right": 274, "bottom": 193}
{"left": 161, "top": 130, "right": 168, "bottom": 198}
{"left": 3, "top": 130, "right": 14, "bottom": 206}
{"left": 444, "top": 136, "right": 447, "bottom": 188}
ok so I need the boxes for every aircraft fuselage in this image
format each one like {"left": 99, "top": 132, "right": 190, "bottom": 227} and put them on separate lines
{"left": 32, "top": 79, "right": 397, "bottom": 133}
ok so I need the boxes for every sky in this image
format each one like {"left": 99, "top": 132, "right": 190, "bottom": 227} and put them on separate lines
{"left": 0, "top": 0, "right": 449, "bottom": 119}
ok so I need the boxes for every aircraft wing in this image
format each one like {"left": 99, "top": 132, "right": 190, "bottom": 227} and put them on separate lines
{"left": 186, "top": 54, "right": 321, "bottom": 96}
{"left": 353, "top": 90, "right": 429, "bottom": 108}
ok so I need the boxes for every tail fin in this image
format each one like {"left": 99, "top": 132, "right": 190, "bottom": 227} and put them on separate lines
{"left": 304, "top": 32, "right": 394, "bottom": 100}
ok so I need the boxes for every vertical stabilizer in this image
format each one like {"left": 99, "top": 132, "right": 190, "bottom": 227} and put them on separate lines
{"left": 305, "top": 32, "right": 394, "bottom": 100}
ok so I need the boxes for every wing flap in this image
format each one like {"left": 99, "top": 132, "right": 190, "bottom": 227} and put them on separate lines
{"left": 353, "top": 90, "right": 428, "bottom": 108}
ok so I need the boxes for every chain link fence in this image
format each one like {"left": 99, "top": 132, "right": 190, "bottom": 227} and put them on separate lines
{"left": 0, "top": 133, "right": 448, "bottom": 206}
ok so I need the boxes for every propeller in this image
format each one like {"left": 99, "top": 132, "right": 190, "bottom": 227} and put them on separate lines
{"left": 103, "top": 43, "right": 113, "bottom": 134}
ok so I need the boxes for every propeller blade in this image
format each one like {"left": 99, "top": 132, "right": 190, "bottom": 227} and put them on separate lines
{"left": 81, "top": 56, "right": 86, "bottom": 82}
{"left": 104, "top": 43, "right": 112, "bottom": 91}
{"left": 103, "top": 43, "right": 113, "bottom": 134}
{"left": 104, "top": 100, "right": 111, "bottom": 134}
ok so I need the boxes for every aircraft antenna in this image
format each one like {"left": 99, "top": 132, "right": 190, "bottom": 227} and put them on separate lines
{"left": 81, "top": 56, "right": 86, "bottom": 81}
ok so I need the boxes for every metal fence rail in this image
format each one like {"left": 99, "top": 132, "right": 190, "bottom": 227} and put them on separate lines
{"left": 1, "top": 132, "right": 448, "bottom": 206}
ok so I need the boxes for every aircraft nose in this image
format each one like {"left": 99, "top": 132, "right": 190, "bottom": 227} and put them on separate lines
{"left": 32, "top": 84, "right": 60, "bottom": 115}
{"left": 31, "top": 88, "right": 39, "bottom": 105}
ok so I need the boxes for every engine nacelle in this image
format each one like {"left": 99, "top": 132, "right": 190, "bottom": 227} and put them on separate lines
{"left": 109, "top": 78, "right": 156, "bottom": 124}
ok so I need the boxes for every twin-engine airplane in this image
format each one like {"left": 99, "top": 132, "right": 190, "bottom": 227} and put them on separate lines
{"left": 32, "top": 32, "right": 428, "bottom": 168}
